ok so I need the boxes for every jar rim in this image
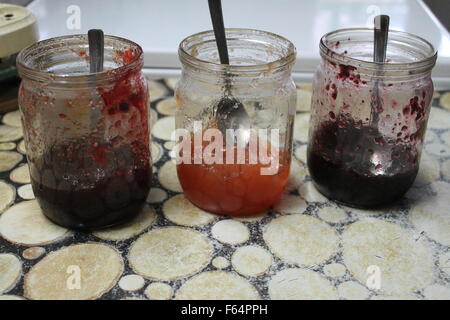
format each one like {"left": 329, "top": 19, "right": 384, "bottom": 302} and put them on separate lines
{"left": 320, "top": 28, "right": 437, "bottom": 73}
{"left": 179, "top": 28, "right": 297, "bottom": 74}
{"left": 16, "top": 34, "right": 143, "bottom": 84}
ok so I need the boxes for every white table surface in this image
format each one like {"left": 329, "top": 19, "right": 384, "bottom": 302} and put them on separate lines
{"left": 28, "top": 0, "right": 450, "bottom": 87}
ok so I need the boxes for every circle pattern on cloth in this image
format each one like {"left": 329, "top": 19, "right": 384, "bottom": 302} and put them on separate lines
{"left": 165, "top": 77, "right": 178, "bottom": 90}
{"left": 294, "top": 145, "right": 307, "bottom": 164}
{"left": 0, "top": 200, "right": 69, "bottom": 246}
{"left": 2, "top": 111, "right": 22, "bottom": 127}
{"left": 0, "top": 254, "right": 22, "bottom": 294}
{"left": 264, "top": 214, "right": 338, "bottom": 267}
{"left": 297, "top": 89, "right": 312, "bottom": 112}
{"left": 286, "top": 159, "right": 308, "bottom": 191}
{"left": 128, "top": 227, "right": 212, "bottom": 281}
{"left": 24, "top": 243, "right": 124, "bottom": 300}
{"left": 274, "top": 194, "right": 307, "bottom": 215}
{"left": 442, "top": 159, "right": 450, "bottom": 180}
{"left": 93, "top": 205, "right": 156, "bottom": 241}
{"left": 0, "top": 143, "right": 15, "bottom": 151}
{"left": 425, "top": 130, "right": 438, "bottom": 144}
{"left": 17, "top": 140, "right": 27, "bottom": 154}
{"left": 0, "top": 295, "right": 25, "bottom": 300}
{"left": 231, "top": 246, "right": 272, "bottom": 277}
{"left": 158, "top": 161, "right": 183, "bottom": 192}
{"left": 439, "top": 252, "right": 450, "bottom": 276}
{"left": 0, "top": 181, "right": 15, "bottom": 214}
{"left": 148, "top": 80, "right": 168, "bottom": 101}
{"left": 22, "top": 247, "right": 45, "bottom": 260}
{"left": 371, "top": 294, "right": 419, "bottom": 300}
{"left": 440, "top": 92, "right": 450, "bottom": 110}
{"left": 316, "top": 206, "right": 348, "bottom": 224}
{"left": 151, "top": 142, "right": 162, "bottom": 163}
{"left": 428, "top": 107, "right": 450, "bottom": 130}
{"left": 212, "top": 257, "right": 230, "bottom": 269}
{"left": 163, "top": 194, "right": 217, "bottom": 226}
{"left": 423, "top": 285, "right": 450, "bottom": 300}
{"left": 147, "top": 187, "right": 167, "bottom": 204}
{"left": 211, "top": 220, "right": 250, "bottom": 245}
{"left": 342, "top": 219, "right": 434, "bottom": 295}
{"left": 409, "top": 182, "right": 450, "bottom": 246}
{"left": 323, "top": 263, "right": 346, "bottom": 278}
{"left": 17, "top": 184, "right": 34, "bottom": 200}
{"left": 118, "top": 274, "right": 145, "bottom": 292}
{"left": 0, "top": 125, "right": 22, "bottom": 142}
{"left": 268, "top": 268, "right": 337, "bottom": 300}
{"left": 2, "top": 110, "right": 22, "bottom": 128}
{"left": 156, "top": 97, "right": 177, "bottom": 116}
{"left": 145, "top": 282, "right": 173, "bottom": 300}
{"left": 152, "top": 117, "right": 175, "bottom": 141}
{"left": 0, "top": 151, "right": 22, "bottom": 172}
{"left": 414, "top": 152, "right": 440, "bottom": 186}
{"left": 9, "top": 164, "right": 30, "bottom": 184}
{"left": 425, "top": 142, "right": 450, "bottom": 158}
{"left": 337, "top": 281, "right": 370, "bottom": 300}
{"left": 293, "top": 113, "right": 310, "bottom": 142}
{"left": 299, "top": 182, "right": 328, "bottom": 203}
{"left": 442, "top": 130, "right": 450, "bottom": 148}
{"left": 175, "top": 271, "right": 259, "bottom": 300}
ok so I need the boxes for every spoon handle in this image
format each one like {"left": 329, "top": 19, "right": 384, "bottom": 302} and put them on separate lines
{"left": 88, "top": 29, "right": 104, "bottom": 73}
{"left": 374, "top": 15, "right": 390, "bottom": 63}
{"left": 208, "top": 0, "right": 229, "bottom": 65}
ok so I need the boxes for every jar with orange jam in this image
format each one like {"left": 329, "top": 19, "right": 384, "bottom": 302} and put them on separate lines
{"left": 176, "top": 29, "right": 297, "bottom": 216}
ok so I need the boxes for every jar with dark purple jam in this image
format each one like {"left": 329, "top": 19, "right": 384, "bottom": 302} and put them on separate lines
{"left": 308, "top": 29, "right": 437, "bottom": 208}
{"left": 17, "top": 35, "right": 151, "bottom": 229}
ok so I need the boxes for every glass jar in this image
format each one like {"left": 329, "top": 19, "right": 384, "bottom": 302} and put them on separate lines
{"left": 176, "top": 29, "right": 297, "bottom": 216}
{"left": 308, "top": 29, "right": 437, "bottom": 208}
{"left": 17, "top": 35, "right": 151, "bottom": 229}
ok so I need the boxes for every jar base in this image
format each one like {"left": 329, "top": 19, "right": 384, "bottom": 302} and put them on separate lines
{"left": 183, "top": 192, "right": 275, "bottom": 217}
{"left": 309, "top": 172, "right": 416, "bottom": 209}
{"left": 36, "top": 197, "right": 147, "bottom": 231}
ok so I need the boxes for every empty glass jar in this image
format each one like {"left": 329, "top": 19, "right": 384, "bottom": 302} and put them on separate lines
{"left": 17, "top": 35, "right": 151, "bottom": 229}
{"left": 308, "top": 29, "right": 437, "bottom": 208}
{"left": 176, "top": 29, "right": 297, "bottom": 216}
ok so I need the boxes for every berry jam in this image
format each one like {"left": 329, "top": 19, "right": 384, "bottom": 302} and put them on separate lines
{"left": 307, "top": 120, "right": 419, "bottom": 208}
{"left": 31, "top": 141, "right": 151, "bottom": 229}
{"left": 30, "top": 48, "right": 150, "bottom": 229}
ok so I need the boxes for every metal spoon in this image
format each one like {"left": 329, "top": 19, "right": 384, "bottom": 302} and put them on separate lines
{"left": 88, "top": 29, "right": 104, "bottom": 73}
{"left": 370, "top": 15, "right": 390, "bottom": 126}
{"left": 88, "top": 29, "right": 104, "bottom": 128}
{"left": 207, "top": 0, "right": 250, "bottom": 139}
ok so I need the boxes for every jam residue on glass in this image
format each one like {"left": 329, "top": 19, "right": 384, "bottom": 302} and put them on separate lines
{"left": 30, "top": 49, "right": 150, "bottom": 229}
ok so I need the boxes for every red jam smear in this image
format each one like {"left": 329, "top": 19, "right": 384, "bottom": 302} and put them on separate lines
{"left": 30, "top": 48, "right": 150, "bottom": 229}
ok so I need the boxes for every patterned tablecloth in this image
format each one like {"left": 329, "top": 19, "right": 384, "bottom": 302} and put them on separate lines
{"left": 0, "top": 78, "right": 449, "bottom": 300}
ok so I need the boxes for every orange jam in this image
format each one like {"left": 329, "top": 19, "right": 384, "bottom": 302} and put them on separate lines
{"left": 177, "top": 139, "right": 290, "bottom": 216}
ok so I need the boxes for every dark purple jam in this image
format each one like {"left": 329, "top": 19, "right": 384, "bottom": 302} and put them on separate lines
{"left": 307, "top": 120, "right": 419, "bottom": 208}
{"left": 30, "top": 141, "right": 151, "bottom": 230}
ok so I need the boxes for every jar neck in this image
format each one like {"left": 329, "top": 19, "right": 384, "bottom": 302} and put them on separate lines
{"left": 180, "top": 60, "right": 295, "bottom": 86}
{"left": 320, "top": 28, "right": 437, "bottom": 82}
{"left": 179, "top": 29, "right": 296, "bottom": 85}
{"left": 17, "top": 34, "right": 144, "bottom": 88}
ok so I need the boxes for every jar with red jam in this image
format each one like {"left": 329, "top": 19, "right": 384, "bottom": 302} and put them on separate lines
{"left": 176, "top": 29, "right": 297, "bottom": 216}
{"left": 17, "top": 35, "right": 151, "bottom": 229}
{"left": 308, "top": 29, "right": 437, "bottom": 208}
